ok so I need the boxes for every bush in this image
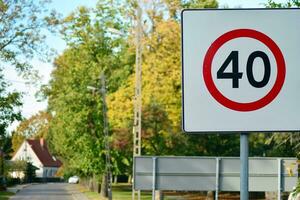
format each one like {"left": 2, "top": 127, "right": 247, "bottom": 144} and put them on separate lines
{"left": 24, "top": 162, "right": 37, "bottom": 183}
{"left": 0, "top": 176, "right": 6, "bottom": 191}
{"left": 6, "top": 177, "right": 21, "bottom": 187}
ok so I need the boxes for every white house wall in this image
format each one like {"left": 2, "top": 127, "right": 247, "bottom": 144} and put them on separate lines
{"left": 12, "top": 141, "right": 44, "bottom": 178}
{"left": 11, "top": 142, "right": 26, "bottom": 161}
{"left": 42, "top": 167, "right": 59, "bottom": 177}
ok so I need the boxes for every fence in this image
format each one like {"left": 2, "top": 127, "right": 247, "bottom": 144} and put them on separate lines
{"left": 134, "top": 156, "right": 298, "bottom": 199}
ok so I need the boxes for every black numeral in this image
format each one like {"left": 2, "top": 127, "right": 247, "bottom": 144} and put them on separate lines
{"left": 217, "top": 51, "right": 271, "bottom": 88}
{"left": 246, "top": 51, "right": 271, "bottom": 88}
{"left": 217, "top": 51, "right": 243, "bottom": 88}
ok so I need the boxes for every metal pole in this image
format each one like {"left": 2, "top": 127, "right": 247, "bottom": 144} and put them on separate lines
{"left": 215, "top": 157, "right": 220, "bottom": 200}
{"left": 277, "top": 158, "right": 282, "bottom": 200}
{"left": 152, "top": 157, "right": 157, "bottom": 200}
{"left": 240, "top": 133, "right": 249, "bottom": 200}
{"left": 101, "top": 73, "right": 112, "bottom": 200}
{"left": 132, "top": 2, "right": 142, "bottom": 200}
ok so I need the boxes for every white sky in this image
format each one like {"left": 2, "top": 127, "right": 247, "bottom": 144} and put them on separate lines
{"left": 4, "top": 0, "right": 289, "bottom": 132}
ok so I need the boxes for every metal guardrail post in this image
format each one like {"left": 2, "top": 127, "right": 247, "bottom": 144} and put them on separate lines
{"left": 152, "top": 157, "right": 157, "bottom": 200}
{"left": 278, "top": 158, "right": 282, "bottom": 200}
{"left": 215, "top": 157, "right": 220, "bottom": 200}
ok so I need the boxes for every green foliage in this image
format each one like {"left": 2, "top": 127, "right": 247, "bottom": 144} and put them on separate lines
{"left": 250, "top": 1, "right": 300, "bottom": 159}
{"left": 45, "top": 0, "right": 300, "bottom": 185}
{"left": 46, "top": 1, "right": 132, "bottom": 178}
{"left": 165, "top": 0, "right": 218, "bottom": 19}
{"left": 11, "top": 111, "right": 52, "bottom": 154}
{"left": 24, "top": 162, "right": 37, "bottom": 183}
{"left": 266, "top": 0, "right": 300, "bottom": 8}
{"left": 0, "top": 0, "right": 59, "bottom": 71}
{"left": 263, "top": 132, "right": 300, "bottom": 157}
{"left": 47, "top": 0, "right": 249, "bottom": 181}
{"left": 0, "top": 1, "right": 58, "bottom": 178}
{"left": 182, "top": 0, "right": 219, "bottom": 9}
{"left": 0, "top": 74, "right": 22, "bottom": 137}
{"left": 9, "top": 160, "right": 27, "bottom": 172}
{"left": 0, "top": 191, "right": 14, "bottom": 199}
{"left": 1, "top": 135, "right": 13, "bottom": 159}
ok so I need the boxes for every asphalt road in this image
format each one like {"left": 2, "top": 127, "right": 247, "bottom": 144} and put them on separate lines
{"left": 10, "top": 183, "right": 88, "bottom": 200}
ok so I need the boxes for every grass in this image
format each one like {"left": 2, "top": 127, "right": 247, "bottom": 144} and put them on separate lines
{"left": 78, "top": 184, "right": 261, "bottom": 200}
{"left": 77, "top": 184, "right": 222, "bottom": 200}
{"left": 112, "top": 184, "right": 152, "bottom": 200}
{"left": 0, "top": 191, "right": 14, "bottom": 200}
{"left": 77, "top": 184, "right": 152, "bottom": 200}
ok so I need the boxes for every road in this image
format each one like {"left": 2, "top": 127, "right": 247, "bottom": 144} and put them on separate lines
{"left": 10, "top": 183, "right": 89, "bottom": 200}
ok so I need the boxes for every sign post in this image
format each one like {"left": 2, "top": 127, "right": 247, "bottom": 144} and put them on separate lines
{"left": 240, "top": 133, "right": 249, "bottom": 200}
{"left": 181, "top": 9, "right": 300, "bottom": 200}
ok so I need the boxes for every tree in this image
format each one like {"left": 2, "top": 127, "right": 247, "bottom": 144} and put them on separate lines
{"left": 266, "top": 0, "right": 300, "bottom": 8}
{"left": 0, "top": 0, "right": 59, "bottom": 188}
{"left": 46, "top": 1, "right": 131, "bottom": 197}
{"left": 0, "top": 0, "right": 59, "bottom": 150}
{"left": 260, "top": 0, "right": 300, "bottom": 158}
{"left": 164, "top": 0, "right": 218, "bottom": 19}
{"left": 24, "top": 162, "right": 37, "bottom": 183}
{"left": 0, "top": 0, "right": 59, "bottom": 189}
{"left": 0, "top": 70, "right": 22, "bottom": 170}
{"left": 0, "top": 0, "right": 59, "bottom": 71}
{"left": 108, "top": 0, "right": 221, "bottom": 157}
{"left": 0, "top": 74, "right": 22, "bottom": 135}
{"left": 11, "top": 111, "right": 52, "bottom": 154}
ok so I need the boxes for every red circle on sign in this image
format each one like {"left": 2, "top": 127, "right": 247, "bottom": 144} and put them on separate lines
{"left": 203, "top": 29, "right": 286, "bottom": 112}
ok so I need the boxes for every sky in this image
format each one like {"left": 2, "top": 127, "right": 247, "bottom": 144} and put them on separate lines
{"left": 218, "top": 0, "right": 286, "bottom": 7}
{"left": 4, "top": 0, "right": 289, "bottom": 132}
{"left": 4, "top": 0, "right": 97, "bottom": 132}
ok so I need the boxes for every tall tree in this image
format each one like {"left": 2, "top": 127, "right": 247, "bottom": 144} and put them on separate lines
{"left": 46, "top": 1, "right": 132, "bottom": 196}
{"left": 0, "top": 0, "right": 59, "bottom": 71}
{"left": 11, "top": 111, "right": 52, "bottom": 154}
{"left": 0, "top": 0, "right": 58, "bottom": 190}
{"left": 0, "top": 0, "right": 58, "bottom": 167}
{"left": 108, "top": 0, "right": 220, "bottom": 157}
{"left": 257, "top": 0, "right": 300, "bottom": 158}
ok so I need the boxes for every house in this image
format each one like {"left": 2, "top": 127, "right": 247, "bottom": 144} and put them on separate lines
{"left": 11, "top": 138, "right": 62, "bottom": 178}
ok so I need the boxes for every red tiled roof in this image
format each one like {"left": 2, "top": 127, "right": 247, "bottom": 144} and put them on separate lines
{"left": 27, "top": 139, "right": 62, "bottom": 167}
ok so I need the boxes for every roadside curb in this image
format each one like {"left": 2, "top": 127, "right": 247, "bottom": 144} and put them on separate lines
{"left": 66, "top": 184, "right": 89, "bottom": 200}
{"left": 7, "top": 184, "right": 31, "bottom": 194}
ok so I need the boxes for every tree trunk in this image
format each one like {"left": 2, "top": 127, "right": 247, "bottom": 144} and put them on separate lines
{"left": 206, "top": 191, "right": 214, "bottom": 200}
{"left": 155, "top": 190, "right": 164, "bottom": 200}
{"left": 265, "top": 191, "right": 277, "bottom": 199}
{"left": 128, "top": 175, "right": 132, "bottom": 184}
{"left": 114, "top": 175, "right": 118, "bottom": 184}
{"left": 100, "top": 174, "right": 108, "bottom": 198}
{"left": 92, "top": 174, "right": 97, "bottom": 192}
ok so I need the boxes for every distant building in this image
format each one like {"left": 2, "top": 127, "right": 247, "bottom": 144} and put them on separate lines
{"left": 11, "top": 138, "right": 62, "bottom": 178}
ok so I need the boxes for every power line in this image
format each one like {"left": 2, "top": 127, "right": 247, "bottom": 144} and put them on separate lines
{"left": 4, "top": 78, "right": 27, "bottom": 84}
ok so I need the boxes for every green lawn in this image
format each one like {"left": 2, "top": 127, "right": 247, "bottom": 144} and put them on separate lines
{"left": 112, "top": 184, "right": 152, "bottom": 200}
{"left": 79, "top": 184, "right": 152, "bottom": 200}
{"left": 80, "top": 184, "right": 208, "bottom": 200}
{"left": 0, "top": 191, "right": 14, "bottom": 200}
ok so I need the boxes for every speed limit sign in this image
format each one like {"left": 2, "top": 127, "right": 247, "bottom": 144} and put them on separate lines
{"left": 181, "top": 9, "right": 300, "bottom": 133}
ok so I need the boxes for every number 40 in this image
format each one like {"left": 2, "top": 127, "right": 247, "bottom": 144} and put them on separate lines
{"left": 217, "top": 51, "right": 271, "bottom": 88}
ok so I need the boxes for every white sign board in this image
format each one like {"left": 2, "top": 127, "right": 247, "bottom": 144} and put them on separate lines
{"left": 134, "top": 156, "right": 298, "bottom": 192}
{"left": 181, "top": 9, "right": 300, "bottom": 133}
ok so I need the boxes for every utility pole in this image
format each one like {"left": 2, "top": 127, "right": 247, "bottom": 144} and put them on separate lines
{"left": 132, "top": 1, "right": 142, "bottom": 200}
{"left": 100, "top": 73, "right": 112, "bottom": 200}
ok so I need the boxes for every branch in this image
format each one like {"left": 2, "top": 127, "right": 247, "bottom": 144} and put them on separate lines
{"left": 0, "top": 25, "right": 39, "bottom": 51}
